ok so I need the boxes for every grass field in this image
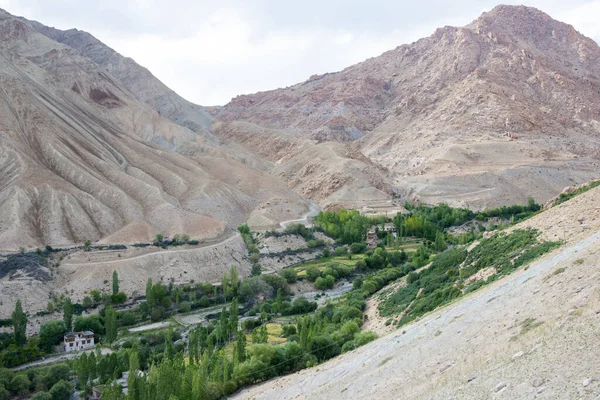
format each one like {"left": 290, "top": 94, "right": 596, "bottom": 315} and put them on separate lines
{"left": 293, "top": 254, "right": 365, "bottom": 277}
{"left": 245, "top": 323, "right": 287, "bottom": 345}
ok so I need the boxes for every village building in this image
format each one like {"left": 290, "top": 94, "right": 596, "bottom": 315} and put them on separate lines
{"left": 383, "top": 223, "right": 398, "bottom": 237}
{"left": 366, "top": 230, "right": 378, "bottom": 249}
{"left": 64, "top": 331, "right": 95, "bottom": 352}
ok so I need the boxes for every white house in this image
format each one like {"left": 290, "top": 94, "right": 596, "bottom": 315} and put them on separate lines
{"left": 64, "top": 331, "right": 95, "bottom": 352}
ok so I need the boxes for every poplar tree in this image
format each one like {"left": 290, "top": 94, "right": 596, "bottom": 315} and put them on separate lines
{"left": 112, "top": 271, "right": 120, "bottom": 295}
{"left": 275, "top": 289, "right": 283, "bottom": 314}
{"left": 105, "top": 306, "right": 118, "bottom": 343}
{"left": 145, "top": 278, "right": 154, "bottom": 306}
{"left": 230, "top": 266, "right": 239, "bottom": 296}
{"left": 235, "top": 331, "right": 246, "bottom": 363}
{"left": 12, "top": 299, "right": 27, "bottom": 346}
{"left": 63, "top": 297, "right": 73, "bottom": 331}
{"left": 229, "top": 298, "right": 239, "bottom": 335}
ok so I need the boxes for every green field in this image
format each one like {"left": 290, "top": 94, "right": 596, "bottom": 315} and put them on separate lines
{"left": 291, "top": 254, "right": 365, "bottom": 277}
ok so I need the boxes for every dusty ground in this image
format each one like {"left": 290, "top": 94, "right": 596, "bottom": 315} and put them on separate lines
{"left": 232, "top": 187, "right": 600, "bottom": 399}
{"left": 0, "top": 232, "right": 251, "bottom": 320}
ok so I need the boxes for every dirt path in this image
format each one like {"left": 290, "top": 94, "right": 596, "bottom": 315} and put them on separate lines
{"left": 279, "top": 202, "right": 321, "bottom": 229}
{"left": 62, "top": 231, "right": 240, "bottom": 266}
{"left": 233, "top": 228, "right": 600, "bottom": 399}
{"left": 12, "top": 348, "right": 113, "bottom": 372}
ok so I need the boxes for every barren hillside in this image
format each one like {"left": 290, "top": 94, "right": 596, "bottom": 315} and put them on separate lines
{"left": 213, "top": 5, "right": 600, "bottom": 207}
{"left": 0, "top": 9, "right": 308, "bottom": 249}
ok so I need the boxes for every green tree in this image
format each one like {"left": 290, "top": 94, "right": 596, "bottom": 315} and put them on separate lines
{"left": 274, "top": 289, "right": 283, "bottom": 314}
{"left": 235, "top": 331, "right": 246, "bottom": 364}
{"left": 31, "top": 392, "right": 53, "bottom": 400}
{"left": 104, "top": 306, "right": 118, "bottom": 344}
{"left": 76, "top": 353, "right": 89, "bottom": 388}
{"left": 251, "top": 263, "right": 261, "bottom": 276}
{"left": 82, "top": 296, "right": 92, "bottom": 309}
{"left": 0, "top": 385, "right": 9, "bottom": 400}
{"left": 230, "top": 266, "right": 239, "bottom": 297}
{"left": 112, "top": 271, "right": 119, "bottom": 296}
{"left": 145, "top": 278, "right": 154, "bottom": 307}
{"left": 434, "top": 231, "right": 446, "bottom": 251}
{"left": 229, "top": 298, "right": 239, "bottom": 335}
{"left": 11, "top": 299, "right": 27, "bottom": 347}
{"left": 39, "top": 320, "right": 66, "bottom": 352}
{"left": 10, "top": 374, "right": 30, "bottom": 395}
{"left": 49, "top": 380, "right": 72, "bottom": 400}
{"left": 63, "top": 297, "right": 73, "bottom": 332}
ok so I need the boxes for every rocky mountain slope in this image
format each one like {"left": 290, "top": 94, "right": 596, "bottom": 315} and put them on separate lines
{"left": 0, "top": 9, "right": 307, "bottom": 249}
{"left": 213, "top": 5, "right": 600, "bottom": 207}
{"left": 25, "top": 18, "right": 214, "bottom": 135}
{"left": 234, "top": 185, "right": 600, "bottom": 399}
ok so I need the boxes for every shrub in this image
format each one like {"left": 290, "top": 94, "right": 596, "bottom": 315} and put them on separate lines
{"left": 49, "top": 380, "right": 72, "bottom": 400}
{"left": 179, "top": 301, "right": 192, "bottom": 313}
{"left": 279, "top": 269, "right": 298, "bottom": 284}
{"left": 350, "top": 242, "right": 366, "bottom": 254}
{"left": 334, "top": 246, "right": 348, "bottom": 256}
{"left": 10, "top": 374, "right": 30, "bottom": 395}
{"left": 305, "top": 266, "right": 321, "bottom": 282}
{"left": 281, "top": 325, "right": 297, "bottom": 337}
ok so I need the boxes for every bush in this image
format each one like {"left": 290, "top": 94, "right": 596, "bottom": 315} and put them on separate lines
{"left": 334, "top": 246, "right": 348, "bottom": 256}
{"left": 111, "top": 292, "right": 127, "bottom": 304}
{"left": 279, "top": 269, "right": 298, "bottom": 284}
{"left": 0, "top": 386, "right": 7, "bottom": 400}
{"left": 305, "top": 266, "right": 321, "bottom": 282}
{"left": 31, "top": 392, "right": 52, "bottom": 400}
{"left": 260, "top": 274, "right": 290, "bottom": 296}
{"left": 179, "top": 301, "right": 192, "bottom": 313}
{"left": 285, "top": 297, "right": 317, "bottom": 315}
{"left": 47, "top": 365, "right": 70, "bottom": 388}
{"left": 49, "top": 380, "right": 72, "bottom": 400}
{"left": 350, "top": 243, "right": 366, "bottom": 254}
{"left": 10, "top": 374, "right": 30, "bottom": 395}
{"left": 241, "top": 318, "right": 262, "bottom": 331}
{"left": 281, "top": 325, "right": 297, "bottom": 337}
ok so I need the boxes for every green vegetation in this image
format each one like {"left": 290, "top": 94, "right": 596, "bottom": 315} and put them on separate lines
{"left": 553, "top": 180, "right": 600, "bottom": 207}
{"left": 238, "top": 224, "right": 261, "bottom": 274}
{"left": 378, "top": 229, "right": 560, "bottom": 325}
{"left": 314, "top": 209, "right": 387, "bottom": 244}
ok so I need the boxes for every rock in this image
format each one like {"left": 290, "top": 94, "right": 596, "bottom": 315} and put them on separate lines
{"left": 532, "top": 378, "right": 545, "bottom": 387}
{"left": 583, "top": 378, "right": 591, "bottom": 387}
{"left": 536, "top": 387, "right": 545, "bottom": 394}
{"left": 495, "top": 382, "right": 507, "bottom": 392}
{"left": 467, "top": 374, "right": 478, "bottom": 383}
{"left": 512, "top": 351, "right": 524, "bottom": 360}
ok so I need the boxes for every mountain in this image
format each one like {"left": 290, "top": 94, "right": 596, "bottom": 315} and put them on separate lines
{"left": 0, "top": 9, "right": 307, "bottom": 249}
{"left": 25, "top": 21, "right": 214, "bottom": 134}
{"left": 213, "top": 5, "right": 600, "bottom": 207}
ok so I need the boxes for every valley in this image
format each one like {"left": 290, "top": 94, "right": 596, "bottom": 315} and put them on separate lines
{"left": 0, "top": 3, "right": 599, "bottom": 399}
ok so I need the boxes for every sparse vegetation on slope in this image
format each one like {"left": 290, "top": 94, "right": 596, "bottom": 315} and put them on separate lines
{"left": 379, "top": 229, "right": 560, "bottom": 325}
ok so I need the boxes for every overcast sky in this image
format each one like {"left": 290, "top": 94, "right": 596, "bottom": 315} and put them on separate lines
{"left": 3, "top": 0, "right": 600, "bottom": 105}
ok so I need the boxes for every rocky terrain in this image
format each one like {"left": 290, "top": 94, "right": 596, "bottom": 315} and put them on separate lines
{"left": 233, "top": 184, "right": 600, "bottom": 399}
{"left": 0, "top": 8, "right": 308, "bottom": 250}
{"left": 213, "top": 5, "right": 600, "bottom": 208}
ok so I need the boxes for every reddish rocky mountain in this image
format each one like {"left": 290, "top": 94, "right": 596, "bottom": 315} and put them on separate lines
{"left": 212, "top": 5, "right": 600, "bottom": 207}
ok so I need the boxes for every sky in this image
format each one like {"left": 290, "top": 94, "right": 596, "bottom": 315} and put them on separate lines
{"left": 2, "top": 0, "right": 600, "bottom": 105}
